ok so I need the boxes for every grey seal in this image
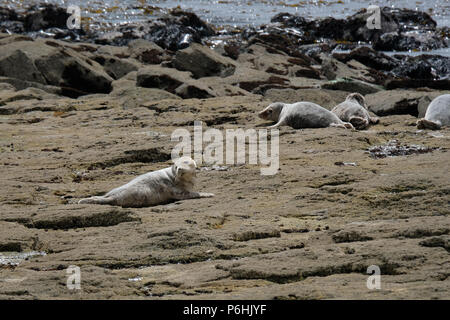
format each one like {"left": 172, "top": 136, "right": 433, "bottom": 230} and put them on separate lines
{"left": 78, "top": 156, "right": 214, "bottom": 207}
{"left": 417, "top": 94, "right": 450, "bottom": 130}
{"left": 331, "top": 93, "right": 379, "bottom": 130}
{"left": 258, "top": 101, "right": 354, "bottom": 129}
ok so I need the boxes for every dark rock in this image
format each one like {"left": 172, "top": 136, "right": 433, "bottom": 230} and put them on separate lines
{"left": 0, "top": 7, "right": 18, "bottom": 21}
{"left": 240, "top": 76, "right": 289, "bottom": 93}
{"left": 0, "top": 8, "right": 24, "bottom": 33}
{"left": 247, "top": 26, "right": 314, "bottom": 58}
{"left": 127, "top": 39, "right": 169, "bottom": 64}
{"left": 23, "top": 4, "right": 70, "bottom": 32}
{"left": 291, "top": 66, "right": 321, "bottom": 79}
{"left": 143, "top": 8, "right": 215, "bottom": 51}
{"left": 175, "top": 83, "right": 214, "bottom": 99}
{"left": 391, "top": 54, "right": 450, "bottom": 80}
{"left": 298, "top": 43, "right": 334, "bottom": 63}
{"left": 0, "top": 20, "right": 25, "bottom": 34}
{"left": 100, "top": 9, "right": 216, "bottom": 50}
{"left": 391, "top": 59, "right": 434, "bottom": 80}
{"left": 269, "top": 7, "right": 446, "bottom": 52}
{"left": 136, "top": 65, "right": 191, "bottom": 93}
{"left": 172, "top": 43, "right": 236, "bottom": 79}
{"left": 333, "top": 47, "right": 398, "bottom": 71}
{"left": 270, "top": 12, "right": 313, "bottom": 29}
{"left": 322, "top": 78, "right": 383, "bottom": 95}
{"left": 385, "top": 79, "right": 450, "bottom": 91}
{"left": 223, "top": 41, "right": 242, "bottom": 60}
{"left": 0, "top": 40, "right": 113, "bottom": 96}
{"left": 373, "top": 31, "right": 446, "bottom": 52}
{"left": 366, "top": 90, "right": 448, "bottom": 117}
{"left": 93, "top": 54, "right": 140, "bottom": 80}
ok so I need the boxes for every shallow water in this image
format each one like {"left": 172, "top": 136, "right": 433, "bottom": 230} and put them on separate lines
{"left": 2, "top": 0, "right": 449, "bottom": 27}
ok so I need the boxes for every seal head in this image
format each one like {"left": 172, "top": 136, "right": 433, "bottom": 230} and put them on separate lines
{"left": 258, "top": 102, "right": 284, "bottom": 122}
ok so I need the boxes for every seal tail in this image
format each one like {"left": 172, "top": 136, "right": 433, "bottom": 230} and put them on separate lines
{"left": 78, "top": 196, "right": 115, "bottom": 205}
{"left": 417, "top": 119, "right": 441, "bottom": 130}
{"left": 349, "top": 116, "right": 369, "bottom": 130}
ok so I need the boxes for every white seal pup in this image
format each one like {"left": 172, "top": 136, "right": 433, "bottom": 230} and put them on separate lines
{"left": 78, "top": 156, "right": 214, "bottom": 207}
{"left": 331, "top": 93, "right": 379, "bottom": 130}
{"left": 258, "top": 101, "right": 354, "bottom": 129}
{"left": 417, "top": 94, "right": 450, "bottom": 130}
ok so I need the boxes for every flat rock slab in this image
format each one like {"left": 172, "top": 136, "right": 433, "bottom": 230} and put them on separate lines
{"left": 0, "top": 71, "right": 449, "bottom": 299}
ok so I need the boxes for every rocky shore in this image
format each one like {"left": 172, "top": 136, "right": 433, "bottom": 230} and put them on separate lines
{"left": 0, "top": 4, "right": 449, "bottom": 299}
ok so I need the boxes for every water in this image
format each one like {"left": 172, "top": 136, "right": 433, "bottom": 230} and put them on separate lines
{"left": 1, "top": 0, "right": 449, "bottom": 28}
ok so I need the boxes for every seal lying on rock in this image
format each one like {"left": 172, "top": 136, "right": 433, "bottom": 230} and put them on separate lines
{"left": 331, "top": 93, "right": 379, "bottom": 130}
{"left": 417, "top": 94, "right": 450, "bottom": 130}
{"left": 258, "top": 102, "right": 354, "bottom": 129}
{"left": 78, "top": 156, "right": 214, "bottom": 207}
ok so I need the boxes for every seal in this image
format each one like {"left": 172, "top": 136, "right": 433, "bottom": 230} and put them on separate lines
{"left": 258, "top": 101, "right": 354, "bottom": 129}
{"left": 331, "top": 93, "right": 379, "bottom": 130}
{"left": 78, "top": 156, "right": 214, "bottom": 207}
{"left": 417, "top": 94, "right": 450, "bottom": 130}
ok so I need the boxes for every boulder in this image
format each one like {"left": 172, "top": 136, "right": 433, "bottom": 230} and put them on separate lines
{"left": 238, "top": 44, "right": 318, "bottom": 79}
{"left": 321, "top": 78, "right": 383, "bottom": 95}
{"left": 127, "top": 39, "right": 170, "bottom": 64}
{"left": 93, "top": 54, "right": 140, "bottom": 80}
{"left": 109, "top": 8, "right": 216, "bottom": 50}
{"left": 366, "top": 90, "right": 450, "bottom": 117}
{"left": 246, "top": 26, "right": 315, "bottom": 58}
{"left": 385, "top": 79, "right": 450, "bottom": 91}
{"left": 333, "top": 47, "right": 398, "bottom": 71}
{"left": 270, "top": 7, "right": 446, "bottom": 52}
{"left": 390, "top": 54, "right": 450, "bottom": 80}
{"left": 320, "top": 56, "right": 378, "bottom": 83}
{"left": 174, "top": 83, "right": 214, "bottom": 99}
{"left": 221, "top": 66, "right": 293, "bottom": 94}
{"left": 23, "top": 4, "right": 70, "bottom": 32}
{"left": 172, "top": 43, "right": 236, "bottom": 79}
{"left": 136, "top": 65, "right": 192, "bottom": 93}
{"left": 0, "top": 40, "right": 113, "bottom": 96}
{"left": 136, "top": 65, "right": 230, "bottom": 99}
{"left": 373, "top": 31, "right": 446, "bottom": 52}
{"left": 148, "top": 8, "right": 216, "bottom": 50}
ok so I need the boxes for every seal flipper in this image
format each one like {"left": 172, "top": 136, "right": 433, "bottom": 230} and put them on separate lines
{"left": 78, "top": 196, "right": 116, "bottom": 205}
{"left": 369, "top": 116, "right": 380, "bottom": 124}
{"left": 268, "top": 118, "right": 286, "bottom": 129}
{"left": 417, "top": 119, "right": 441, "bottom": 130}
{"left": 349, "top": 116, "right": 369, "bottom": 130}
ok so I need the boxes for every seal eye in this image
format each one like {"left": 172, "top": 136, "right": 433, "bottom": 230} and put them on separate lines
{"left": 268, "top": 109, "right": 272, "bottom": 114}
